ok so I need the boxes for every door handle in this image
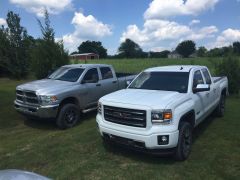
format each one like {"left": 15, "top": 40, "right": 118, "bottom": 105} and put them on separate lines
{"left": 206, "top": 92, "right": 210, "bottom": 97}
{"left": 96, "top": 84, "right": 101, "bottom": 86}
{"left": 112, "top": 80, "right": 117, "bottom": 84}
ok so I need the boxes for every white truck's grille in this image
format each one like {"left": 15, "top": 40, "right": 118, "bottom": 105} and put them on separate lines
{"left": 104, "top": 105, "right": 146, "bottom": 128}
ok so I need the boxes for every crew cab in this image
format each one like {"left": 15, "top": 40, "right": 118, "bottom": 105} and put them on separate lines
{"left": 96, "top": 65, "right": 228, "bottom": 160}
{"left": 14, "top": 64, "right": 135, "bottom": 129}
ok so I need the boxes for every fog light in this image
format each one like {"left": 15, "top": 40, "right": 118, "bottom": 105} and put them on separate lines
{"left": 158, "top": 135, "right": 169, "bottom": 145}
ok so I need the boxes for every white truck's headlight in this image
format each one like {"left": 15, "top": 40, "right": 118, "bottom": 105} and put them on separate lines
{"left": 98, "top": 102, "right": 102, "bottom": 115}
{"left": 151, "top": 109, "right": 172, "bottom": 124}
{"left": 39, "top": 95, "right": 58, "bottom": 104}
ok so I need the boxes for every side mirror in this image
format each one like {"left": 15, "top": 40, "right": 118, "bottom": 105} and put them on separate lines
{"left": 193, "top": 84, "right": 210, "bottom": 93}
{"left": 126, "top": 80, "right": 132, "bottom": 86}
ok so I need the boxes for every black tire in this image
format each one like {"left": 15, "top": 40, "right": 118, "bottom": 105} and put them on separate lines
{"left": 56, "top": 103, "right": 80, "bottom": 129}
{"left": 215, "top": 94, "right": 226, "bottom": 117}
{"left": 174, "top": 122, "right": 193, "bottom": 161}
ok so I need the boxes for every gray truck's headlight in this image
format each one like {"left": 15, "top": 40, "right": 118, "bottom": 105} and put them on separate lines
{"left": 151, "top": 110, "right": 172, "bottom": 124}
{"left": 39, "top": 95, "right": 58, "bottom": 104}
{"left": 98, "top": 102, "right": 102, "bottom": 115}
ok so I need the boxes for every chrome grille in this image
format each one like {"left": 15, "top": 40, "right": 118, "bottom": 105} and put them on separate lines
{"left": 104, "top": 105, "right": 146, "bottom": 128}
{"left": 16, "top": 90, "right": 39, "bottom": 105}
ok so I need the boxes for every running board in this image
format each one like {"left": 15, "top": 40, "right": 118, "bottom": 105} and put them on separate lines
{"left": 82, "top": 107, "right": 97, "bottom": 113}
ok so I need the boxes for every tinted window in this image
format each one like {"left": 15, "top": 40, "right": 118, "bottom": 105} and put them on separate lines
{"left": 193, "top": 70, "right": 204, "bottom": 88}
{"left": 83, "top": 68, "right": 99, "bottom": 83}
{"left": 48, "top": 67, "right": 84, "bottom": 82}
{"left": 100, "top": 67, "right": 113, "bottom": 79}
{"left": 129, "top": 72, "right": 189, "bottom": 93}
{"left": 202, "top": 68, "right": 212, "bottom": 84}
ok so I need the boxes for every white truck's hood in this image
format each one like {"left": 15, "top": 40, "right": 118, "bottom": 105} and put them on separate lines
{"left": 101, "top": 89, "right": 184, "bottom": 109}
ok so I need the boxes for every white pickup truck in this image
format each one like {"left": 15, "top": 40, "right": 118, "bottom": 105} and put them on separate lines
{"left": 96, "top": 65, "right": 228, "bottom": 160}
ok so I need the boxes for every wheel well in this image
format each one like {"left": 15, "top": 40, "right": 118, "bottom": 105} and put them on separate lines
{"left": 59, "top": 97, "right": 79, "bottom": 108}
{"left": 221, "top": 88, "right": 227, "bottom": 96}
{"left": 179, "top": 110, "right": 195, "bottom": 128}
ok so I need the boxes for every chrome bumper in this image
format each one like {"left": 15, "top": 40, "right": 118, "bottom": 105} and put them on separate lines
{"left": 14, "top": 100, "right": 59, "bottom": 119}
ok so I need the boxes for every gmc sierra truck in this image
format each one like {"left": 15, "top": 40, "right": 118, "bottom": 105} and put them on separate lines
{"left": 14, "top": 64, "right": 135, "bottom": 129}
{"left": 97, "top": 65, "right": 228, "bottom": 160}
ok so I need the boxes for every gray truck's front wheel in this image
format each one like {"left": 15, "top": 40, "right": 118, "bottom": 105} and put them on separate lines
{"left": 174, "top": 122, "right": 193, "bottom": 161}
{"left": 56, "top": 103, "right": 80, "bottom": 129}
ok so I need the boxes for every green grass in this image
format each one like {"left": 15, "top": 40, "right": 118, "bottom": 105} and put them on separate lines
{"left": 0, "top": 59, "right": 240, "bottom": 179}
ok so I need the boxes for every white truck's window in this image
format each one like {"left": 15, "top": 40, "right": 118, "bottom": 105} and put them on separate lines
{"left": 100, "top": 67, "right": 113, "bottom": 79}
{"left": 193, "top": 70, "right": 204, "bottom": 88}
{"left": 202, "top": 68, "right": 212, "bottom": 84}
{"left": 129, "top": 72, "right": 189, "bottom": 93}
{"left": 48, "top": 67, "right": 84, "bottom": 82}
{"left": 83, "top": 68, "right": 99, "bottom": 83}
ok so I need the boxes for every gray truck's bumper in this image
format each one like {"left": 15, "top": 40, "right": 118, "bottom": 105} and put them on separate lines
{"left": 14, "top": 100, "right": 59, "bottom": 119}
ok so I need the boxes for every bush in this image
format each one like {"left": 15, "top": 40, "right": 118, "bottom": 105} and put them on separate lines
{"left": 215, "top": 56, "right": 240, "bottom": 94}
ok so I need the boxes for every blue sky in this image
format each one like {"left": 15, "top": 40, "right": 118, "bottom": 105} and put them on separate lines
{"left": 0, "top": 0, "right": 240, "bottom": 55}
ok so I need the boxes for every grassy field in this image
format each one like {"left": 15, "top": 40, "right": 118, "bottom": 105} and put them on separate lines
{"left": 0, "top": 59, "right": 240, "bottom": 179}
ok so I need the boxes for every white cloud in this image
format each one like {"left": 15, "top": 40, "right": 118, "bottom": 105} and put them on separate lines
{"left": 9, "top": 0, "right": 73, "bottom": 17}
{"left": 209, "top": 28, "right": 240, "bottom": 48}
{"left": 0, "top": 18, "right": 7, "bottom": 26}
{"left": 189, "top": 19, "right": 200, "bottom": 26}
{"left": 61, "top": 12, "right": 112, "bottom": 52}
{"left": 144, "top": 0, "right": 219, "bottom": 19}
{"left": 120, "top": 19, "right": 218, "bottom": 51}
{"left": 187, "top": 26, "right": 218, "bottom": 40}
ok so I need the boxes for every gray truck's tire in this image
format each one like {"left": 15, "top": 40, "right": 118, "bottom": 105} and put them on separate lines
{"left": 174, "top": 122, "right": 193, "bottom": 161}
{"left": 56, "top": 103, "right": 80, "bottom": 129}
{"left": 215, "top": 94, "right": 226, "bottom": 117}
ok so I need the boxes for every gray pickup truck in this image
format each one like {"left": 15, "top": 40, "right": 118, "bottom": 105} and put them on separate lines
{"left": 14, "top": 64, "right": 135, "bottom": 129}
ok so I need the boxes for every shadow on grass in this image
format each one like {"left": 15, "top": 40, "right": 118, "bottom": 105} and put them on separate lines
{"left": 23, "top": 110, "right": 98, "bottom": 130}
{"left": 102, "top": 113, "right": 217, "bottom": 164}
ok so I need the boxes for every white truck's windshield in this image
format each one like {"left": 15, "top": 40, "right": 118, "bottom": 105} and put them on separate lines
{"left": 129, "top": 71, "right": 189, "bottom": 93}
{"left": 48, "top": 67, "right": 84, "bottom": 82}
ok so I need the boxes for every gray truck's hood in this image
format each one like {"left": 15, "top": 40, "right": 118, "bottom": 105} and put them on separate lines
{"left": 17, "top": 79, "right": 74, "bottom": 95}
{"left": 101, "top": 89, "right": 186, "bottom": 109}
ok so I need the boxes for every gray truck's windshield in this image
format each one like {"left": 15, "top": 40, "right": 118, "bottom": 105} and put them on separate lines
{"left": 48, "top": 67, "right": 84, "bottom": 82}
{"left": 129, "top": 72, "right": 189, "bottom": 93}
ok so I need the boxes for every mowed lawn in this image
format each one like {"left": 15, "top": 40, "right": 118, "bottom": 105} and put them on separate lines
{"left": 0, "top": 58, "right": 240, "bottom": 180}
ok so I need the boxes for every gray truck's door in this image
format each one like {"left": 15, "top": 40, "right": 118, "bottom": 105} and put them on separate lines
{"left": 81, "top": 68, "right": 101, "bottom": 108}
{"left": 99, "top": 67, "right": 118, "bottom": 97}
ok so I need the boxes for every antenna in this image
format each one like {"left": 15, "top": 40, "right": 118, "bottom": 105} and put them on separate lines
{"left": 180, "top": 66, "right": 183, "bottom": 70}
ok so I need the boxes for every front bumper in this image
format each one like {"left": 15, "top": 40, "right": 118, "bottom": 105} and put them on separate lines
{"left": 14, "top": 100, "right": 59, "bottom": 119}
{"left": 97, "top": 115, "right": 179, "bottom": 151}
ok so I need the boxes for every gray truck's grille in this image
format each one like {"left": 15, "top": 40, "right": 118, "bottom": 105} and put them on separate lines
{"left": 16, "top": 90, "right": 39, "bottom": 105}
{"left": 104, "top": 105, "right": 146, "bottom": 128}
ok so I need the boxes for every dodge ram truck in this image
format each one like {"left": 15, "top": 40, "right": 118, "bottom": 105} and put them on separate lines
{"left": 14, "top": 64, "right": 135, "bottom": 129}
{"left": 97, "top": 65, "right": 228, "bottom": 160}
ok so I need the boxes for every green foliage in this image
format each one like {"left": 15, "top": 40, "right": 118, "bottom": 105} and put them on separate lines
{"left": 149, "top": 50, "right": 170, "bottom": 58}
{"left": 233, "top": 41, "right": 240, "bottom": 55}
{"left": 215, "top": 56, "right": 240, "bottom": 94}
{"left": 197, "top": 46, "right": 207, "bottom": 57}
{"left": 31, "top": 10, "right": 69, "bottom": 79}
{"left": 118, "top": 38, "right": 144, "bottom": 58}
{"left": 176, "top": 40, "right": 196, "bottom": 58}
{"left": 0, "top": 11, "right": 32, "bottom": 78}
{"left": 78, "top": 41, "right": 107, "bottom": 58}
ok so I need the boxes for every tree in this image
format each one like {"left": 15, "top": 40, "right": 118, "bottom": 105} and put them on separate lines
{"left": 196, "top": 46, "right": 207, "bottom": 57}
{"left": 149, "top": 50, "right": 170, "bottom": 58}
{"left": 118, "top": 39, "right": 143, "bottom": 58}
{"left": 5, "top": 11, "right": 31, "bottom": 78}
{"left": 78, "top": 41, "right": 107, "bottom": 58}
{"left": 176, "top": 40, "right": 196, "bottom": 58}
{"left": 233, "top": 41, "right": 240, "bottom": 55}
{"left": 31, "top": 10, "right": 69, "bottom": 79}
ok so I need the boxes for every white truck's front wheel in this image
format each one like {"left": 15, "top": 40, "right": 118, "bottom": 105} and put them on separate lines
{"left": 174, "top": 122, "right": 193, "bottom": 161}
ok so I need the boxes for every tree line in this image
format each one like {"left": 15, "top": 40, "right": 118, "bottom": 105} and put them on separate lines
{"left": 0, "top": 10, "right": 68, "bottom": 79}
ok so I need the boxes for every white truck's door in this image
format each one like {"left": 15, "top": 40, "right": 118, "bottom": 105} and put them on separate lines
{"left": 191, "top": 70, "right": 208, "bottom": 124}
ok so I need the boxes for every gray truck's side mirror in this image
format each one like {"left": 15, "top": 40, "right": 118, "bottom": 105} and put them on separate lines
{"left": 193, "top": 84, "right": 210, "bottom": 93}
